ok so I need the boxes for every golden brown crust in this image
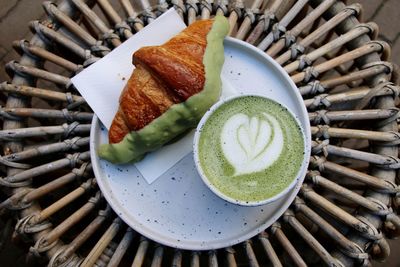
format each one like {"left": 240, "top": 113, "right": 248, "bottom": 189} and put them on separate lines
{"left": 109, "top": 19, "right": 214, "bottom": 144}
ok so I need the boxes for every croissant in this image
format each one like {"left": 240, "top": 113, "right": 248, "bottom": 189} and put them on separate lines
{"left": 99, "top": 16, "right": 229, "bottom": 164}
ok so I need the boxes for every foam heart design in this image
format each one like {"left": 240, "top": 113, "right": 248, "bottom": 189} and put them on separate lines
{"left": 221, "top": 113, "right": 284, "bottom": 176}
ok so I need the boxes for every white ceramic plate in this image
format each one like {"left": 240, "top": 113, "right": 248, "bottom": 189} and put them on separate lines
{"left": 90, "top": 37, "right": 311, "bottom": 250}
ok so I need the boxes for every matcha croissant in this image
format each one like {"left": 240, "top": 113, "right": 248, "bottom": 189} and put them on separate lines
{"left": 99, "top": 16, "right": 229, "bottom": 164}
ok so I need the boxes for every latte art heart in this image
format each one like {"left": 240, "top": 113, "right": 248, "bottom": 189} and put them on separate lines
{"left": 221, "top": 113, "right": 284, "bottom": 176}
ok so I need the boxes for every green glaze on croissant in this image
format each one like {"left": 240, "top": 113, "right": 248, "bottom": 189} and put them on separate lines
{"left": 98, "top": 16, "right": 229, "bottom": 164}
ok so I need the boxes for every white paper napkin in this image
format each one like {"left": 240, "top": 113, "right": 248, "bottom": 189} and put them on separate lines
{"left": 72, "top": 8, "right": 236, "bottom": 184}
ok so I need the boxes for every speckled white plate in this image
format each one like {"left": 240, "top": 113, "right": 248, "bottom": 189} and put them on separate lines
{"left": 90, "top": 37, "right": 311, "bottom": 250}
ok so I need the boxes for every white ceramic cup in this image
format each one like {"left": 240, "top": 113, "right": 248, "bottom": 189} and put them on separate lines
{"left": 193, "top": 94, "right": 310, "bottom": 206}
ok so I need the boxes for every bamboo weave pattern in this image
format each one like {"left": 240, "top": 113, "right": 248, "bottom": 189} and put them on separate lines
{"left": 0, "top": 0, "right": 399, "bottom": 266}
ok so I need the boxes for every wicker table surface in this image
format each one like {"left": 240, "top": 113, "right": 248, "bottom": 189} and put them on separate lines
{"left": 0, "top": 0, "right": 399, "bottom": 266}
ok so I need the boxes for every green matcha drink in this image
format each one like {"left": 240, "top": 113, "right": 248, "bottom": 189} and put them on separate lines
{"left": 196, "top": 95, "right": 305, "bottom": 204}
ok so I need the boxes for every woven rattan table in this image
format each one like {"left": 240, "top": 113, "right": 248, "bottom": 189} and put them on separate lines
{"left": 1, "top": 0, "right": 400, "bottom": 266}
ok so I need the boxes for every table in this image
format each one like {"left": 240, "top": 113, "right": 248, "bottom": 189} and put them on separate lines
{"left": 0, "top": 0, "right": 399, "bottom": 266}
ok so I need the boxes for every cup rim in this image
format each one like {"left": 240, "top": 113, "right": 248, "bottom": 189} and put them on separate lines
{"left": 193, "top": 94, "right": 309, "bottom": 206}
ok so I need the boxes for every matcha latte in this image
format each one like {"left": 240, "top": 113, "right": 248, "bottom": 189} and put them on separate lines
{"left": 194, "top": 95, "right": 305, "bottom": 205}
